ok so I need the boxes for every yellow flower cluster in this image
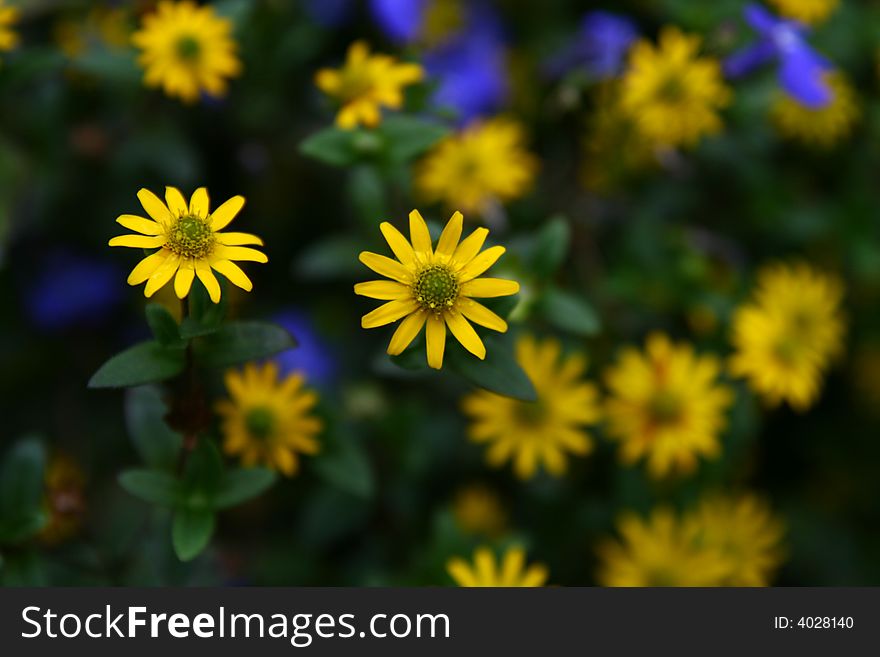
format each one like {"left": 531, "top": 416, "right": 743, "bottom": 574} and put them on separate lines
{"left": 771, "top": 72, "right": 860, "bottom": 148}
{"left": 767, "top": 0, "right": 839, "bottom": 25}
{"left": 447, "top": 546, "right": 548, "bottom": 587}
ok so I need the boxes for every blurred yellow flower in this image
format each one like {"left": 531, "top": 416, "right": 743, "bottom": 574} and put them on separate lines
{"left": 729, "top": 262, "right": 845, "bottom": 411}
{"left": 447, "top": 546, "right": 548, "bottom": 587}
{"left": 110, "top": 187, "right": 266, "bottom": 304}
{"left": 771, "top": 72, "right": 859, "bottom": 148}
{"left": 55, "top": 7, "right": 130, "bottom": 59}
{"left": 767, "top": 0, "right": 839, "bottom": 25}
{"left": 603, "top": 333, "right": 733, "bottom": 478}
{"left": 39, "top": 455, "right": 86, "bottom": 546}
{"left": 686, "top": 494, "right": 786, "bottom": 586}
{"left": 355, "top": 210, "right": 519, "bottom": 369}
{"left": 452, "top": 484, "right": 507, "bottom": 538}
{"left": 217, "top": 362, "right": 322, "bottom": 477}
{"left": 132, "top": 0, "right": 241, "bottom": 103}
{"left": 597, "top": 508, "right": 729, "bottom": 586}
{"left": 315, "top": 41, "right": 424, "bottom": 129}
{"left": 462, "top": 335, "right": 601, "bottom": 479}
{"left": 416, "top": 117, "right": 538, "bottom": 216}
{"left": 620, "top": 26, "right": 731, "bottom": 149}
{"left": 0, "top": 0, "right": 19, "bottom": 55}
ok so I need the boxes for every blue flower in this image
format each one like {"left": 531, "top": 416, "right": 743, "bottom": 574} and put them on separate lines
{"left": 370, "top": 0, "right": 430, "bottom": 43}
{"left": 273, "top": 310, "right": 336, "bottom": 388}
{"left": 25, "top": 251, "right": 124, "bottom": 331}
{"left": 551, "top": 11, "right": 638, "bottom": 79}
{"left": 724, "top": 3, "right": 832, "bottom": 108}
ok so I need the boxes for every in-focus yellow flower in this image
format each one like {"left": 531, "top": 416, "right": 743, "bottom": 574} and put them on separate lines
{"left": 620, "top": 26, "right": 731, "bottom": 149}
{"left": 463, "top": 335, "right": 601, "bottom": 479}
{"left": 767, "top": 0, "right": 839, "bottom": 25}
{"left": 596, "top": 508, "right": 729, "bottom": 587}
{"left": 355, "top": 210, "right": 519, "bottom": 370}
{"left": 315, "top": 41, "right": 424, "bottom": 129}
{"left": 729, "top": 262, "right": 845, "bottom": 411}
{"left": 132, "top": 0, "right": 241, "bottom": 103}
{"left": 109, "top": 186, "right": 267, "bottom": 304}
{"left": 452, "top": 484, "right": 507, "bottom": 538}
{"left": 39, "top": 455, "right": 86, "bottom": 546}
{"left": 603, "top": 333, "right": 733, "bottom": 478}
{"left": 0, "top": 0, "right": 19, "bottom": 55}
{"left": 416, "top": 117, "right": 538, "bottom": 216}
{"left": 447, "top": 546, "right": 548, "bottom": 587}
{"left": 685, "top": 494, "right": 786, "bottom": 586}
{"left": 217, "top": 362, "right": 322, "bottom": 477}
{"left": 770, "top": 72, "right": 859, "bottom": 148}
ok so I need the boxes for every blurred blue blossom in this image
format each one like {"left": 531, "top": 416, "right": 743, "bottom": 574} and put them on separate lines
{"left": 273, "top": 310, "right": 336, "bottom": 387}
{"left": 724, "top": 4, "right": 832, "bottom": 108}
{"left": 548, "top": 11, "right": 638, "bottom": 79}
{"left": 25, "top": 251, "right": 124, "bottom": 331}
{"left": 370, "top": 0, "right": 429, "bottom": 43}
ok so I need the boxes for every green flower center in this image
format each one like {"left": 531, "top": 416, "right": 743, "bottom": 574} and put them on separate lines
{"left": 245, "top": 406, "right": 276, "bottom": 440}
{"left": 658, "top": 74, "right": 685, "bottom": 104}
{"left": 176, "top": 35, "right": 201, "bottom": 61}
{"left": 514, "top": 399, "right": 548, "bottom": 427}
{"left": 414, "top": 264, "right": 459, "bottom": 311}
{"left": 649, "top": 390, "right": 683, "bottom": 425}
{"left": 167, "top": 214, "right": 216, "bottom": 259}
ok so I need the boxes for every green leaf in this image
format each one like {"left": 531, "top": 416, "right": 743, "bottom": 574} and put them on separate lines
{"left": 531, "top": 216, "right": 571, "bottom": 278}
{"left": 300, "top": 126, "right": 361, "bottom": 166}
{"left": 124, "top": 386, "right": 183, "bottom": 471}
{"left": 181, "top": 440, "right": 224, "bottom": 509}
{"left": 193, "top": 321, "right": 297, "bottom": 369}
{"left": 314, "top": 435, "right": 374, "bottom": 499}
{"left": 88, "top": 341, "right": 186, "bottom": 389}
{"left": 213, "top": 468, "right": 277, "bottom": 509}
{"left": 0, "top": 438, "right": 47, "bottom": 543}
{"left": 349, "top": 165, "right": 387, "bottom": 223}
{"left": 118, "top": 469, "right": 183, "bottom": 507}
{"left": 145, "top": 304, "right": 184, "bottom": 348}
{"left": 179, "top": 317, "right": 220, "bottom": 339}
{"left": 172, "top": 508, "right": 215, "bottom": 561}
{"left": 447, "top": 334, "right": 537, "bottom": 402}
{"left": 188, "top": 278, "right": 227, "bottom": 328}
{"left": 378, "top": 116, "right": 449, "bottom": 163}
{"left": 295, "top": 234, "right": 364, "bottom": 280}
{"left": 538, "top": 287, "right": 601, "bottom": 337}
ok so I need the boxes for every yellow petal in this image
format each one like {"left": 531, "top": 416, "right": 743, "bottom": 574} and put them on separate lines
{"left": 108, "top": 234, "right": 166, "bottom": 248}
{"left": 195, "top": 258, "right": 222, "bottom": 303}
{"left": 359, "top": 252, "right": 412, "bottom": 283}
{"left": 214, "top": 245, "right": 268, "bottom": 263}
{"left": 458, "top": 246, "right": 505, "bottom": 282}
{"left": 451, "top": 227, "right": 489, "bottom": 266}
{"left": 211, "top": 259, "right": 253, "bottom": 291}
{"left": 387, "top": 310, "right": 427, "bottom": 355}
{"left": 137, "top": 188, "right": 172, "bottom": 224}
{"left": 380, "top": 222, "right": 416, "bottom": 267}
{"left": 460, "top": 300, "right": 508, "bottom": 332}
{"left": 127, "top": 250, "right": 169, "bottom": 285}
{"left": 500, "top": 548, "right": 526, "bottom": 586}
{"left": 144, "top": 254, "right": 181, "bottom": 297}
{"left": 354, "top": 280, "right": 410, "bottom": 300}
{"left": 210, "top": 195, "right": 246, "bottom": 231}
{"left": 361, "top": 298, "right": 419, "bottom": 329}
{"left": 460, "top": 278, "right": 520, "bottom": 298}
{"left": 116, "top": 214, "right": 164, "bottom": 235}
{"left": 189, "top": 187, "right": 210, "bottom": 217}
{"left": 519, "top": 564, "right": 549, "bottom": 587}
{"left": 165, "top": 186, "right": 188, "bottom": 217}
{"left": 435, "top": 211, "right": 463, "bottom": 259}
{"left": 447, "top": 558, "right": 478, "bottom": 587}
{"left": 445, "top": 312, "right": 486, "bottom": 359}
{"left": 216, "top": 232, "right": 264, "bottom": 246}
{"left": 474, "top": 548, "right": 496, "bottom": 584}
{"left": 409, "top": 209, "right": 433, "bottom": 258}
{"left": 174, "top": 260, "right": 195, "bottom": 298}
{"left": 425, "top": 313, "right": 446, "bottom": 369}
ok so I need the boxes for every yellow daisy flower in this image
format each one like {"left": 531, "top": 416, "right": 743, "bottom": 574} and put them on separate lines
{"left": 596, "top": 508, "right": 729, "bottom": 587}
{"left": 685, "top": 494, "right": 786, "bottom": 586}
{"left": 603, "top": 333, "right": 733, "bottom": 479}
{"left": 462, "top": 335, "right": 601, "bottom": 479}
{"left": 452, "top": 484, "right": 507, "bottom": 538}
{"left": 415, "top": 117, "right": 538, "bottom": 216}
{"left": 0, "top": 0, "right": 19, "bottom": 55}
{"left": 767, "top": 0, "right": 839, "bottom": 25}
{"left": 315, "top": 40, "right": 424, "bottom": 129}
{"left": 132, "top": 0, "right": 242, "bottom": 104}
{"left": 217, "top": 362, "right": 323, "bottom": 477}
{"left": 355, "top": 210, "right": 520, "bottom": 370}
{"left": 620, "top": 26, "right": 731, "bottom": 149}
{"left": 729, "top": 262, "right": 845, "bottom": 411}
{"left": 770, "top": 72, "right": 859, "bottom": 148}
{"left": 109, "top": 186, "right": 267, "bottom": 304}
{"left": 447, "top": 546, "right": 548, "bottom": 587}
